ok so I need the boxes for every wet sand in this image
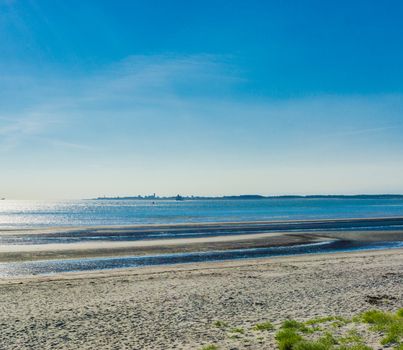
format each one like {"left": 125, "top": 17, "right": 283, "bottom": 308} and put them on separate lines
{"left": 0, "top": 249, "right": 402, "bottom": 349}
{"left": 0, "top": 229, "right": 402, "bottom": 262}
{"left": 1, "top": 218, "right": 403, "bottom": 262}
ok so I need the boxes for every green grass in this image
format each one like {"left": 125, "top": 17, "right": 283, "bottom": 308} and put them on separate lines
{"left": 306, "top": 316, "right": 350, "bottom": 331}
{"left": 360, "top": 309, "right": 394, "bottom": 325}
{"left": 274, "top": 314, "right": 379, "bottom": 350}
{"left": 337, "top": 345, "right": 372, "bottom": 350}
{"left": 228, "top": 334, "right": 241, "bottom": 340}
{"left": 281, "top": 319, "right": 311, "bottom": 333}
{"left": 331, "top": 320, "right": 347, "bottom": 328}
{"left": 275, "top": 328, "right": 303, "bottom": 350}
{"left": 317, "top": 332, "right": 337, "bottom": 347}
{"left": 276, "top": 319, "right": 339, "bottom": 350}
{"left": 359, "top": 309, "right": 403, "bottom": 346}
{"left": 205, "top": 308, "right": 403, "bottom": 350}
{"left": 275, "top": 329, "right": 371, "bottom": 350}
{"left": 276, "top": 329, "right": 338, "bottom": 350}
{"left": 201, "top": 345, "right": 219, "bottom": 350}
{"left": 293, "top": 340, "right": 328, "bottom": 350}
{"left": 230, "top": 326, "right": 245, "bottom": 334}
{"left": 305, "top": 316, "right": 349, "bottom": 326}
{"left": 253, "top": 321, "right": 275, "bottom": 331}
{"left": 213, "top": 320, "right": 228, "bottom": 328}
{"left": 338, "top": 329, "right": 364, "bottom": 345}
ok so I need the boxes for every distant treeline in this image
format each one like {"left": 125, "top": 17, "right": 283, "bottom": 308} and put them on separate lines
{"left": 93, "top": 194, "right": 403, "bottom": 200}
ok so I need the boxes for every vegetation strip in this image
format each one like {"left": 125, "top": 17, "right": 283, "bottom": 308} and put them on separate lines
{"left": 203, "top": 308, "right": 403, "bottom": 349}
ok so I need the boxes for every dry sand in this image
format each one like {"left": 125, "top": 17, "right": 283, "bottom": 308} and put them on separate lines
{"left": 0, "top": 248, "right": 402, "bottom": 349}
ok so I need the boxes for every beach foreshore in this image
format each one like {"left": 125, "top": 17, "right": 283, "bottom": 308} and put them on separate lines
{"left": 0, "top": 249, "right": 402, "bottom": 349}
{"left": 1, "top": 217, "right": 403, "bottom": 262}
{"left": 0, "top": 229, "right": 402, "bottom": 262}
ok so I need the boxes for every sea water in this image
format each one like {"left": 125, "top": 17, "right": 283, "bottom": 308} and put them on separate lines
{"left": 1, "top": 198, "right": 403, "bottom": 276}
{"left": 1, "top": 240, "right": 402, "bottom": 277}
{"left": 1, "top": 197, "right": 403, "bottom": 229}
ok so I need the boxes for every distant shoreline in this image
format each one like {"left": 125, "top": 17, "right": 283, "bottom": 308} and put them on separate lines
{"left": 92, "top": 194, "right": 403, "bottom": 200}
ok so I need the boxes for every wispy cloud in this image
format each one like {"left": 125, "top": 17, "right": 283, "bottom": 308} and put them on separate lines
{"left": 0, "top": 54, "right": 239, "bottom": 151}
{"left": 74, "top": 54, "right": 241, "bottom": 106}
{"left": 0, "top": 112, "right": 57, "bottom": 151}
{"left": 1, "top": 54, "right": 403, "bottom": 162}
{"left": 2, "top": 54, "right": 403, "bottom": 198}
{"left": 40, "top": 138, "right": 94, "bottom": 151}
{"left": 325, "top": 124, "right": 402, "bottom": 138}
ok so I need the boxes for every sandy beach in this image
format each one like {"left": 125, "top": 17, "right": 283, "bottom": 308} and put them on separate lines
{"left": 0, "top": 220, "right": 402, "bottom": 348}
{"left": 0, "top": 248, "right": 402, "bottom": 349}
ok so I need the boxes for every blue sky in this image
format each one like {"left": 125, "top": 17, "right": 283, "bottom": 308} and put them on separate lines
{"left": 1, "top": 0, "right": 403, "bottom": 199}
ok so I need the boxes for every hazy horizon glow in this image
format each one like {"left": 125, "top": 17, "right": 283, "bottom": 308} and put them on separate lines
{"left": 1, "top": 1, "right": 403, "bottom": 199}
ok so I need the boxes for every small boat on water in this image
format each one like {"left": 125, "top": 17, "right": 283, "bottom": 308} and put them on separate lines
{"left": 175, "top": 195, "right": 184, "bottom": 201}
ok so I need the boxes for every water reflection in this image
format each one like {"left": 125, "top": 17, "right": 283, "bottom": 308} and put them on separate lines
{"left": 2, "top": 198, "right": 403, "bottom": 229}
{"left": 0, "top": 240, "right": 401, "bottom": 277}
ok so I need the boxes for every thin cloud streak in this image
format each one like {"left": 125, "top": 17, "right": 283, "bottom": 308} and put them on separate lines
{"left": 0, "top": 54, "right": 237, "bottom": 149}
{"left": 330, "top": 125, "right": 402, "bottom": 137}
{"left": 1, "top": 54, "right": 403, "bottom": 199}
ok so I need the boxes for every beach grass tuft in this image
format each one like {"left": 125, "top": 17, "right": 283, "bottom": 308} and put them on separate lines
{"left": 230, "top": 326, "right": 245, "bottom": 334}
{"left": 206, "top": 308, "right": 402, "bottom": 349}
{"left": 338, "top": 329, "right": 363, "bottom": 345}
{"left": 213, "top": 320, "right": 228, "bottom": 328}
{"left": 317, "top": 332, "right": 338, "bottom": 347}
{"left": 359, "top": 309, "right": 403, "bottom": 346}
{"left": 337, "top": 345, "right": 372, "bottom": 350}
{"left": 275, "top": 327, "right": 338, "bottom": 350}
{"left": 282, "top": 319, "right": 311, "bottom": 333}
{"left": 292, "top": 340, "right": 328, "bottom": 350}
{"left": 275, "top": 328, "right": 303, "bottom": 350}
{"left": 201, "top": 345, "right": 219, "bottom": 350}
{"left": 306, "top": 316, "right": 350, "bottom": 326}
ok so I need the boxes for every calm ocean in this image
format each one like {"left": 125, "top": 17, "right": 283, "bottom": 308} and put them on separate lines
{"left": 1, "top": 197, "right": 403, "bottom": 229}
{"left": 1, "top": 198, "right": 403, "bottom": 276}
